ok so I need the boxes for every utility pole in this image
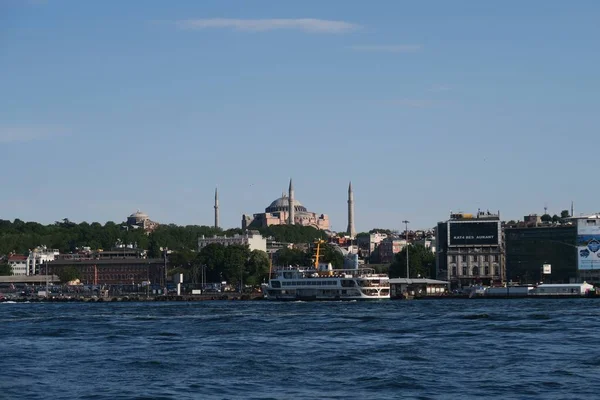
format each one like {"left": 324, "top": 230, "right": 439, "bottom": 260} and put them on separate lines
{"left": 164, "top": 247, "right": 168, "bottom": 291}
{"left": 402, "top": 220, "right": 410, "bottom": 279}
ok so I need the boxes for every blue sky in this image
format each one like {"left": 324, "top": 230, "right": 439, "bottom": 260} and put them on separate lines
{"left": 1, "top": 0, "right": 599, "bottom": 232}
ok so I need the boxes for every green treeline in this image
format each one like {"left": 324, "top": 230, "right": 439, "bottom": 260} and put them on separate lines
{"left": 0, "top": 219, "right": 328, "bottom": 256}
{"left": 0, "top": 218, "right": 341, "bottom": 282}
{"left": 389, "top": 244, "right": 436, "bottom": 279}
{"left": 171, "top": 244, "right": 270, "bottom": 287}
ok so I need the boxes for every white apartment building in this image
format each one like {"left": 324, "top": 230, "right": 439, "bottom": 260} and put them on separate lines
{"left": 198, "top": 231, "right": 267, "bottom": 253}
{"left": 8, "top": 255, "right": 28, "bottom": 276}
{"left": 27, "top": 247, "right": 60, "bottom": 275}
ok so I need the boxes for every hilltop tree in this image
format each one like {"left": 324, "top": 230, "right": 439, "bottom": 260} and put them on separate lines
{"left": 0, "top": 263, "right": 12, "bottom": 276}
{"left": 222, "top": 244, "right": 250, "bottom": 286}
{"left": 389, "top": 244, "right": 435, "bottom": 279}
{"left": 275, "top": 247, "right": 310, "bottom": 267}
{"left": 245, "top": 250, "right": 270, "bottom": 285}
{"left": 322, "top": 244, "right": 344, "bottom": 269}
{"left": 198, "top": 243, "right": 226, "bottom": 282}
{"left": 57, "top": 266, "right": 80, "bottom": 283}
{"left": 369, "top": 228, "right": 394, "bottom": 235}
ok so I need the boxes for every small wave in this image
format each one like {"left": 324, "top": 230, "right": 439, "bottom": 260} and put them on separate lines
{"left": 529, "top": 313, "right": 552, "bottom": 320}
{"left": 157, "top": 332, "right": 179, "bottom": 337}
{"left": 461, "top": 313, "right": 490, "bottom": 319}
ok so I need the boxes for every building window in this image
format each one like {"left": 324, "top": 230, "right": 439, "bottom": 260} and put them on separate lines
{"left": 462, "top": 267, "right": 467, "bottom": 276}
{"left": 484, "top": 267, "right": 489, "bottom": 275}
{"left": 472, "top": 255, "right": 478, "bottom": 262}
{"left": 483, "top": 255, "right": 489, "bottom": 262}
{"left": 472, "top": 267, "right": 479, "bottom": 276}
{"left": 452, "top": 267, "right": 457, "bottom": 276}
{"left": 461, "top": 256, "right": 468, "bottom": 263}
{"left": 450, "top": 255, "right": 456, "bottom": 263}
{"left": 491, "top": 255, "right": 497, "bottom": 262}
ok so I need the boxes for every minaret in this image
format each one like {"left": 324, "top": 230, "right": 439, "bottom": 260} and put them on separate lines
{"left": 214, "top": 187, "right": 220, "bottom": 229}
{"left": 347, "top": 181, "right": 356, "bottom": 238}
{"left": 288, "top": 178, "right": 295, "bottom": 225}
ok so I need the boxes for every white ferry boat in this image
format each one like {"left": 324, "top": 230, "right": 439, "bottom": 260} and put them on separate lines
{"left": 263, "top": 240, "right": 390, "bottom": 301}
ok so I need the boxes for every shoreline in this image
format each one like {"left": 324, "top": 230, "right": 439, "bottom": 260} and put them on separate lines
{"left": 3, "top": 293, "right": 600, "bottom": 303}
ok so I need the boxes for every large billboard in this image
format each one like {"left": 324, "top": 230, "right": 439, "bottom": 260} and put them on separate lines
{"left": 448, "top": 221, "right": 500, "bottom": 246}
{"left": 577, "top": 218, "right": 600, "bottom": 270}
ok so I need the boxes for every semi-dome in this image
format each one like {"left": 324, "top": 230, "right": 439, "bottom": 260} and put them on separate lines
{"left": 265, "top": 195, "right": 308, "bottom": 213}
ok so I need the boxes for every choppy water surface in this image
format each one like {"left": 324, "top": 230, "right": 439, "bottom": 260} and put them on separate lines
{"left": 2, "top": 299, "right": 600, "bottom": 399}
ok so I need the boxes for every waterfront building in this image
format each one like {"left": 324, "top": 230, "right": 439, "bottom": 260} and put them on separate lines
{"left": 436, "top": 211, "right": 505, "bottom": 289}
{"left": 26, "top": 246, "right": 59, "bottom": 275}
{"left": 198, "top": 230, "right": 267, "bottom": 253}
{"left": 505, "top": 224, "right": 577, "bottom": 284}
{"left": 8, "top": 255, "right": 28, "bottom": 276}
{"left": 569, "top": 213, "right": 600, "bottom": 283}
{"left": 356, "top": 232, "right": 389, "bottom": 260}
{"left": 241, "top": 179, "right": 330, "bottom": 230}
{"left": 523, "top": 214, "right": 542, "bottom": 226}
{"left": 378, "top": 238, "right": 407, "bottom": 263}
{"left": 46, "top": 248, "right": 165, "bottom": 286}
{"left": 266, "top": 239, "right": 292, "bottom": 255}
{"left": 414, "top": 238, "right": 436, "bottom": 253}
{"left": 389, "top": 278, "right": 450, "bottom": 299}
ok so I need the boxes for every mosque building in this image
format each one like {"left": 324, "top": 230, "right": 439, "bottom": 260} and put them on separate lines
{"left": 126, "top": 210, "right": 159, "bottom": 233}
{"left": 239, "top": 179, "right": 357, "bottom": 237}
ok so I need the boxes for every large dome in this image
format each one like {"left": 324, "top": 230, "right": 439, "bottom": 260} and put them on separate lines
{"left": 129, "top": 210, "right": 149, "bottom": 223}
{"left": 266, "top": 196, "right": 308, "bottom": 213}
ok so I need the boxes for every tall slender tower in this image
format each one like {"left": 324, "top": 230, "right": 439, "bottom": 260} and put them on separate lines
{"left": 214, "top": 187, "right": 220, "bottom": 229}
{"left": 288, "top": 178, "right": 295, "bottom": 225}
{"left": 347, "top": 181, "right": 356, "bottom": 238}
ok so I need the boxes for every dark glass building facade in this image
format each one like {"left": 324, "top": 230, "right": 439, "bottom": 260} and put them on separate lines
{"left": 504, "top": 225, "right": 577, "bottom": 284}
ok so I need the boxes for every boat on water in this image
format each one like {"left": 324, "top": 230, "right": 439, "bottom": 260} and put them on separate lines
{"left": 263, "top": 240, "right": 390, "bottom": 301}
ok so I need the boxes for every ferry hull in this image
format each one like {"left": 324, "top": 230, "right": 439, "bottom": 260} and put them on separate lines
{"left": 265, "top": 290, "right": 389, "bottom": 301}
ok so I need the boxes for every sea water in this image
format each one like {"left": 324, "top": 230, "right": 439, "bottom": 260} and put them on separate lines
{"left": 2, "top": 299, "right": 600, "bottom": 399}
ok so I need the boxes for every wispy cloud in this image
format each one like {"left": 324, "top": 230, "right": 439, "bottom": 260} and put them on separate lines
{"left": 0, "top": 125, "right": 67, "bottom": 143}
{"left": 175, "top": 18, "right": 359, "bottom": 33}
{"left": 348, "top": 44, "right": 421, "bottom": 53}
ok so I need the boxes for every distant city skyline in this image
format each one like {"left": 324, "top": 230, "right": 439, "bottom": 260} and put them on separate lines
{"left": 1, "top": 1, "right": 598, "bottom": 231}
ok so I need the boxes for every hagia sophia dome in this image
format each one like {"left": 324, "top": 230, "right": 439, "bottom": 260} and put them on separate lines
{"left": 126, "top": 210, "right": 159, "bottom": 233}
{"left": 239, "top": 178, "right": 356, "bottom": 237}
{"left": 242, "top": 185, "right": 330, "bottom": 231}
{"left": 265, "top": 194, "right": 308, "bottom": 213}
{"left": 128, "top": 210, "right": 150, "bottom": 224}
